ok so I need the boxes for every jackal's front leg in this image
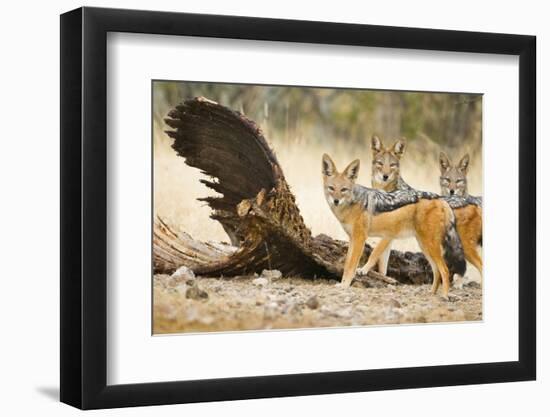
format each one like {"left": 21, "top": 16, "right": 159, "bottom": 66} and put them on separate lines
{"left": 357, "top": 238, "right": 392, "bottom": 277}
{"left": 341, "top": 224, "right": 367, "bottom": 287}
{"left": 377, "top": 242, "right": 392, "bottom": 275}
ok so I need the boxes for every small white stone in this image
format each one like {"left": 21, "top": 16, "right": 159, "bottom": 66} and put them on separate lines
{"left": 452, "top": 275, "right": 466, "bottom": 289}
{"left": 260, "top": 269, "right": 282, "bottom": 280}
{"left": 171, "top": 266, "right": 195, "bottom": 282}
{"left": 252, "top": 277, "right": 269, "bottom": 287}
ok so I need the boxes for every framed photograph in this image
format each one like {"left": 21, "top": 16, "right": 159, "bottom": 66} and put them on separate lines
{"left": 60, "top": 6, "right": 536, "bottom": 409}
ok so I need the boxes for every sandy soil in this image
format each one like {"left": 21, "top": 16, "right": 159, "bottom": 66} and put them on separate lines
{"left": 153, "top": 271, "right": 482, "bottom": 335}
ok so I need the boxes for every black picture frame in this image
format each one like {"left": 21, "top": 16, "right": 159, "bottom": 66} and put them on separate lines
{"left": 60, "top": 6, "right": 536, "bottom": 410}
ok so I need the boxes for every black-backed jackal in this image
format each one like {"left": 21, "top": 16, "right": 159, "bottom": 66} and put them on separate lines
{"left": 439, "top": 151, "right": 483, "bottom": 275}
{"left": 322, "top": 154, "right": 466, "bottom": 299}
{"left": 369, "top": 135, "right": 412, "bottom": 276}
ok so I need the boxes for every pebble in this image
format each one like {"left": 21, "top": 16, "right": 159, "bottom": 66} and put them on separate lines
{"left": 252, "top": 277, "right": 269, "bottom": 287}
{"left": 171, "top": 266, "right": 196, "bottom": 284}
{"left": 453, "top": 276, "right": 467, "bottom": 289}
{"left": 185, "top": 285, "right": 209, "bottom": 300}
{"left": 389, "top": 298, "right": 402, "bottom": 308}
{"left": 261, "top": 269, "right": 283, "bottom": 280}
{"left": 306, "top": 295, "right": 320, "bottom": 309}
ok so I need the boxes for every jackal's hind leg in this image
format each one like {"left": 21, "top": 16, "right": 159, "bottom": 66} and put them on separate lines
{"left": 433, "top": 257, "right": 450, "bottom": 299}
{"left": 377, "top": 243, "right": 392, "bottom": 275}
{"left": 464, "top": 243, "right": 483, "bottom": 278}
{"left": 431, "top": 274, "right": 441, "bottom": 294}
{"left": 417, "top": 241, "right": 441, "bottom": 295}
{"left": 426, "top": 257, "right": 441, "bottom": 295}
{"left": 420, "top": 241, "right": 451, "bottom": 299}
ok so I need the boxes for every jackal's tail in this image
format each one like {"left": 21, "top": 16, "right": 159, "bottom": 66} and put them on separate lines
{"left": 443, "top": 211, "right": 467, "bottom": 277}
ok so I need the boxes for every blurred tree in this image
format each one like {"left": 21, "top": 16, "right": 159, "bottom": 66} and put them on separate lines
{"left": 153, "top": 81, "right": 482, "bottom": 154}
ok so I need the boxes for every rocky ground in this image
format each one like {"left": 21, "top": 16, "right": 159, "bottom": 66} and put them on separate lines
{"left": 153, "top": 267, "right": 482, "bottom": 334}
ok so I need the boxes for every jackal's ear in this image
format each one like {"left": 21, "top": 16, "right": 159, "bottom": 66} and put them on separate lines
{"left": 392, "top": 138, "right": 407, "bottom": 158}
{"left": 458, "top": 153, "right": 470, "bottom": 174}
{"left": 322, "top": 153, "right": 337, "bottom": 177}
{"left": 343, "top": 159, "right": 360, "bottom": 181}
{"left": 439, "top": 151, "right": 451, "bottom": 173}
{"left": 371, "top": 135, "right": 382, "bottom": 154}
